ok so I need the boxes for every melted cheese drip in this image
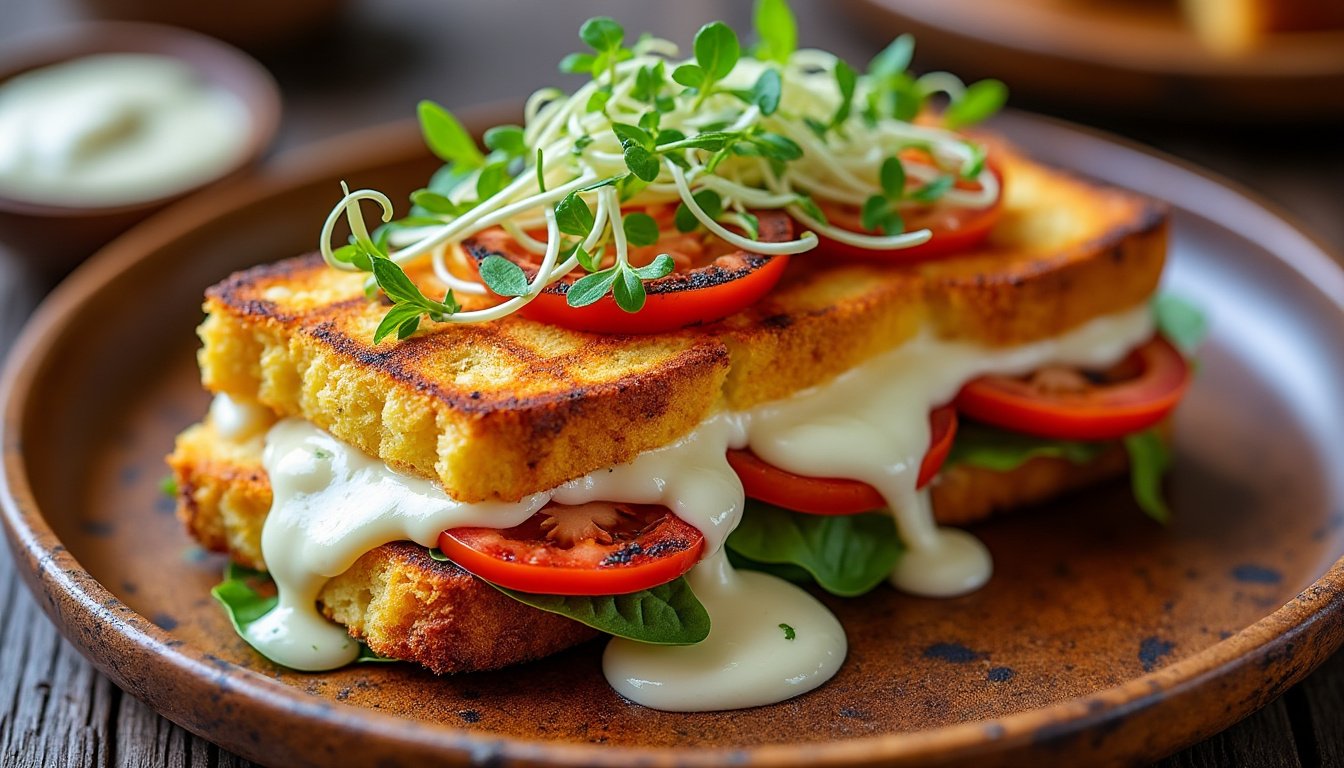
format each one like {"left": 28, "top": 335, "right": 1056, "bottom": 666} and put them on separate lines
{"left": 604, "top": 549, "right": 847, "bottom": 711}
{"left": 248, "top": 305, "right": 1154, "bottom": 705}
{"left": 208, "top": 394, "right": 273, "bottom": 442}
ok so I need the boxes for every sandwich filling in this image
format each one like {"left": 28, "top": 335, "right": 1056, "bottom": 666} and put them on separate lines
{"left": 235, "top": 303, "right": 1155, "bottom": 711}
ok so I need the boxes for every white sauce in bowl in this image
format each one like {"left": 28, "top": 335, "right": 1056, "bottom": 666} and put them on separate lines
{"left": 0, "top": 54, "right": 250, "bottom": 207}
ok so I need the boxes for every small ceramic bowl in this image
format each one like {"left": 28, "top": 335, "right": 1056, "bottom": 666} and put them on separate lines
{"left": 0, "top": 22, "right": 281, "bottom": 274}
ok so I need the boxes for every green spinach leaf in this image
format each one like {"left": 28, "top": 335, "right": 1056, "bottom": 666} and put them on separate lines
{"left": 726, "top": 502, "right": 901, "bottom": 597}
{"left": 947, "top": 421, "right": 1107, "bottom": 472}
{"left": 492, "top": 577, "right": 710, "bottom": 645}
{"left": 1123, "top": 429, "right": 1172, "bottom": 523}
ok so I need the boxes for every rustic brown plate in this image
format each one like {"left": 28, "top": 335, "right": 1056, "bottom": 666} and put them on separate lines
{"left": 3, "top": 110, "right": 1344, "bottom": 767}
{"left": 838, "top": 0, "right": 1344, "bottom": 119}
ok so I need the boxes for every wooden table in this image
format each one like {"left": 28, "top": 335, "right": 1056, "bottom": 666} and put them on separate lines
{"left": 1, "top": 1, "right": 1341, "bottom": 765}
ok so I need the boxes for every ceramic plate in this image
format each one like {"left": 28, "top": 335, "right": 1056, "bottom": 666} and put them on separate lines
{"left": 839, "top": 0, "right": 1344, "bottom": 119}
{"left": 3, "top": 110, "right": 1343, "bottom": 767}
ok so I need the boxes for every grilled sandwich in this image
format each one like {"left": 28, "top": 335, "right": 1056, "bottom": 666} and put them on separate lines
{"left": 167, "top": 4, "right": 1193, "bottom": 711}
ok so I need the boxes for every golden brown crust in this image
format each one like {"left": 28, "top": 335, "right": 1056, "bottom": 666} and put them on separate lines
{"left": 321, "top": 543, "right": 596, "bottom": 674}
{"left": 929, "top": 446, "right": 1131, "bottom": 527}
{"left": 197, "top": 146, "right": 1166, "bottom": 502}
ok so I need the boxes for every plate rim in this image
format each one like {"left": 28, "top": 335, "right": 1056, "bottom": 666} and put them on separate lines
{"left": 3, "top": 108, "right": 1344, "bottom": 767}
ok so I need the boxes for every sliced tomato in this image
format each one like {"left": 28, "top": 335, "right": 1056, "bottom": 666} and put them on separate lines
{"left": 725, "top": 406, "right": 958, "bottom": 516}
{"left": 807, "top": 165, "right": 1003, "bottom": 262}
{"left": 464, "top": 209, "right": 793, "bottom": 334}
{"left": 437, "top": 502, "right": 703, "bottom": 595}
{"left": 955, "top": 336, "right": 1190, "bottom": 441}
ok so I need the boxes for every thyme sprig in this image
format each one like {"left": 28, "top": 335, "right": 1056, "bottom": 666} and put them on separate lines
{"left": 320, "top": 0, "right": 1007, "bottom": 341}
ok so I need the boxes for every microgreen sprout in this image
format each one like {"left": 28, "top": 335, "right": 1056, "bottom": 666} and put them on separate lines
{"left": 320, "top": 0, "right": 1006, "bottom": 340}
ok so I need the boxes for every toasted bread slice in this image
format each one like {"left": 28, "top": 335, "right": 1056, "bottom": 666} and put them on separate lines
{"left": 197, "top": 145, "right": 1166, "bottom": 503}
{"left": 168, "top": 417, "right": 1132, "bottom": 672}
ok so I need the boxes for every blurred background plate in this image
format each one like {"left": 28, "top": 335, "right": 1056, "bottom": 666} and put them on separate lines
{"left": 838, "top": 0, "right": 1344, "bottom": 119}
{"left": 2, "top": 109, "right": 1343, "bottom": 767}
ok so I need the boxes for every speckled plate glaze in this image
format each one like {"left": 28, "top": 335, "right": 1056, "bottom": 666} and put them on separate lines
{"left": 3, "top": 111, "right": 1343, "bottom": 768}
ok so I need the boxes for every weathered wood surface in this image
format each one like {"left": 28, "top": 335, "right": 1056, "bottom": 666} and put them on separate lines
{"left": 0, "top": 1, "right": 1341, "bottom": 766}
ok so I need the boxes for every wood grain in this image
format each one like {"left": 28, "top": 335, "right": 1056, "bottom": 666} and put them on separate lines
{"left": 0, "top": 0, "right": 1342, "bottom": 766}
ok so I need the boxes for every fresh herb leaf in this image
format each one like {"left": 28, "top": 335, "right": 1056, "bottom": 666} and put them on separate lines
{"left": 623, "top": 144, "right": 662, "bottom": 182}
{"left": 212, "top": 563, "right": 396, "bottom": 664}
{"left": 586, "top": 88, "right": 612, "bottom": 113}
{"left": 910, "top": 174, "right": 955, "bottom": 204}
{"left": 483, "top": 124, "right": 527, "bottom": 157}
{"left": 1124, "top": 429, "right": 1172, "bottom": 523}
{"left": 674, "top": 189, "right": 723, "bottom": 232}
{"left": 861, "top": 195, "right": 889, "bottom": 232}
{"left": 947, "top": 421, "right": 1107, "bottom": 472}
{"left": 374, "top": 303, "right": 425, "bottom": 344}
{"left": 695, "top": 21, "right": 741, "bottom": 81}
{"left": 367, "top": 255, "right": 459, "bottom": 336}
{"left": 879, "top": 156, "right": 906, "bottom": 199}
{"left": 793, "top": 193, "right": 829, "bottom": 225}
{"left": 612, "top": 122, "right": 655, "bottom": 151}
{"left": 417, "top": 101, "right": 484, "bottom": 169}
{"left": 612, "top": 265, "right": 648, "bottom": 312}
{"left": 371, "top": 256, "right": 426, "bottom": 305}
{"left": 631, "top": 253, "right": 675, "bottom": 280}
{"left": 575, "top": 245, "right": 602, "bottom": 272}
{"left": 672, "top": 63, "right": 706, "bottom": 89}
{"left": 747, "top": 68, "right": 782, "bottom": 115}
{"left": 579, "top": 16, "right": 624, "bottom": 54}
{"left": 831, "top": 59, "right": 857, "bottom": 129}
{"left": 395, "top": 315, "right": 421, "bottom": 340}
{"left": 478, "top": 255, "right": 530, "bottom": 297}
{"left": 633, "top": 62, "right": 667, "bottom": 106}
{"left": 559, "top": 52, "right": 596, "bottom": 74}
{"left": 492, "top": 577, "right": 710, "bottom": 645}
{"left": 753, "top": 0, "right": 797, "bottom": 65}
{"left": 1153, "top": 294, "right": 1208, "bottom": 356}
{"left": 410, "top": 189, "right": 464, "bottom": 216}
{"left": 869, "top": 34, "right": 914, "bottom": 78}
{"left": 726, "top": 503, "right": 902, "bottom": 597}
{"left": 736, "top": 210, "right": 761, "bottom": 240}
{"left": 475, "top": 161, "right": 508, "bottom": 201}
{"left": 622, "top": 211, "right": 660, "bottom": 246}
{"left": 750, "top": 131, "right": 802, "bottom": 161}
{"left": 159, "top": 474, "right": 178, "bottom": 498}
{"left": 656, "top": 130, "right": 737, "bottom": 152}
{"left": 779, "top": 622, "right": 796, "bottom": 640}
{"left": 567, "top": 267, "right": 620, "bottom": 307}
{"left": 944, "top": 79, "right": 1008, "bottom": 130}
{"left": 555, "top": 191, "right": 596, "bottom": 236}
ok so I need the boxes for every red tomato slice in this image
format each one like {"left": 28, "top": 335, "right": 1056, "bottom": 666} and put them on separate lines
{"left": 955, "top": 336, "right": 1190, "bottom": 441}
{"left": 807, "top": 165, "right": 1003, "bottom": 262}
{"left": 725, "top": 406, "right": 958, "bottom": 516}
{"left": 464, "top": 209, "right": 793, "bottom": 334}
{"left": 438, "top": 502, "right": 703, "bottom": 595}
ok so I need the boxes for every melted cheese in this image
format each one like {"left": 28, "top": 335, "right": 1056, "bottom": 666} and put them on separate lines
{"left": 208, "top": 393, "right": 273, "bottom": 442}
{"left": 604, "top": 550, "right": 846, "bottom": 711}
{"left": 245, "top": 305, "right": 1155, "bottom": 705}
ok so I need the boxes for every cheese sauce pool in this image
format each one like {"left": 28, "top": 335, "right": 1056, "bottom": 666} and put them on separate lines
{"left": 0, "top": 54, "right": 249, "bottom": 206}
{"left": 241, "top": 305, "right": 1154, "bottom": 708}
